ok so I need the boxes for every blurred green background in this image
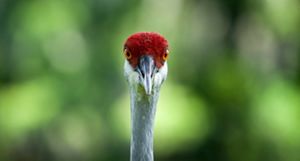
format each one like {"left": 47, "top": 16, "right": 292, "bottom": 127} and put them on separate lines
{"left": 0, "top": 0, "right": 300, "bottom": 161}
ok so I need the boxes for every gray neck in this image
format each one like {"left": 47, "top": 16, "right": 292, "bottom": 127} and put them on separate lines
{"left": 130, "top": 88, "right": 159, "bottom": 161}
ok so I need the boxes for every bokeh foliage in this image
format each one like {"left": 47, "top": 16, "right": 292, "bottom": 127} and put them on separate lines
{"left": 0, "top": 0, "right": 300, "bottom": 161}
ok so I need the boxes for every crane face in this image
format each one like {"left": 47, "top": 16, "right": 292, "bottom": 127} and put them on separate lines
{"left": 123, "top": 32, "right": 169, "bottom": 95}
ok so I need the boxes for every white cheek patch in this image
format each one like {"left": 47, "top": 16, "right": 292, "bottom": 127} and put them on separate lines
{"left": 124, "top": 60, "right": 139, "bottom": 87}
{"left": 153, "top": 62, "right": 168, "bottom": 89}
{"left": 125, "top": 60, "right": 168, "bottom": 94}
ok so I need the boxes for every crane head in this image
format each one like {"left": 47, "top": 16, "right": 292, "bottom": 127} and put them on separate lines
{"left": 123, "top": 32, "right": 169, "bottom": 95}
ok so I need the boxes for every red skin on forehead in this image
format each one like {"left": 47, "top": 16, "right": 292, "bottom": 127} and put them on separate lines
{"left": 124, "top": 32, "right": 169, "bottom": 68}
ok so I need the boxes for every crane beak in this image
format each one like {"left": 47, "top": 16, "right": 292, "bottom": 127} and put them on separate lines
{"left": 137, "top": 55, "right": 155, "bottom": 95}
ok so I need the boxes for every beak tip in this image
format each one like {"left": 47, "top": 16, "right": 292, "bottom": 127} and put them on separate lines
{"left": 144, "top": 77, "right": 152, "bottom": 95}
{"left": 145, "top": 89, "right": 151, "bottom": 95}
{"left": 143, "top": 83, "right": 152, "bottom": 95}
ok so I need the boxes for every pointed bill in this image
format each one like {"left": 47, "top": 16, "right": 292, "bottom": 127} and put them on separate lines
{"left": 138, "top": 56, "right": 155, "bottom": 95}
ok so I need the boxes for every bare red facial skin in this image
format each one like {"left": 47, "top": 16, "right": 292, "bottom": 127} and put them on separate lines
{"left": 124, "top": 32, "right": 169, "bottom": 69}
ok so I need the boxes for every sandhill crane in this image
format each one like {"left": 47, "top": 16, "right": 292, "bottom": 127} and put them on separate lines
{"left": 123, "top": 32, "right": 169, "bottom": 161}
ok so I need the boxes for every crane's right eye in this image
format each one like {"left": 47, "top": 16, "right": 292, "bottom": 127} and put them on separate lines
{"left": 124, "top": 48, "right": 132, "bottom": 59}
{"left": 162, "top": 49, "right": 169, "bottom": 61}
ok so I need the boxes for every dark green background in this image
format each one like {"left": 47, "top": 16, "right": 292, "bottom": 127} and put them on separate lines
{"left": 0, "top": 0, "right": 300, "bottom": 161}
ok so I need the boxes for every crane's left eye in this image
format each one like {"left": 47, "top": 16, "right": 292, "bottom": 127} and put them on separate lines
{"left": 124, "top": 48, "right": 132, "bottom": 59}
{"left": 162, "top": 49, "right": 169, "bottom": 61}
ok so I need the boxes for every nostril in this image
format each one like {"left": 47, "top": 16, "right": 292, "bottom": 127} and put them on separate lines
{"left": 136, "top": 68, "right": 145, "bottom": 78}
{"left": 141, "top": 71, "right": 145, "bottom": 78}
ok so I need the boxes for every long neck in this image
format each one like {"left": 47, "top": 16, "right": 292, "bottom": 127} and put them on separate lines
{"left": 130, "top": 88, "right": 159, "bottom": 161}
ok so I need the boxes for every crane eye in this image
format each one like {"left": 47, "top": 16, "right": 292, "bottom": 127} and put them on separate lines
{"left": 124, "top": 48, "right": 132, "bottom": 59}
{"left": 162, "top": 49, "right": 169, "bottom": 61}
